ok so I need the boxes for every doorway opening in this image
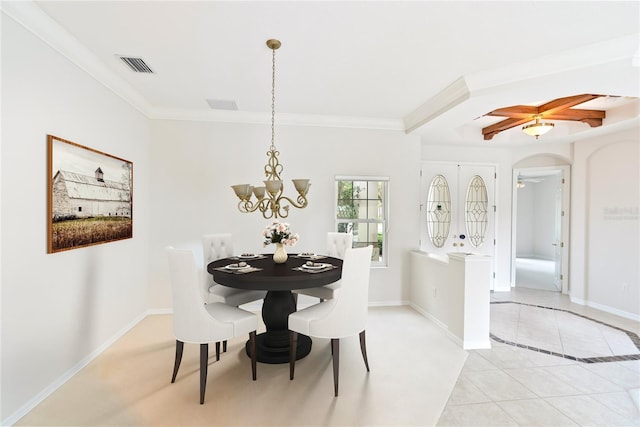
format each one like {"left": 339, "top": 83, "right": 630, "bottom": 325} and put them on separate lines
{"left": 511, "top": 166, "right": 570, "bottom": 293}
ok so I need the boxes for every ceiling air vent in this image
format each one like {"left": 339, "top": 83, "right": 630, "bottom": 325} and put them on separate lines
{"left": 206, "top": 99, "right": 238, "bottom": 111}
{"left": 118, "top": 56, "right": 154, "bottom": 73}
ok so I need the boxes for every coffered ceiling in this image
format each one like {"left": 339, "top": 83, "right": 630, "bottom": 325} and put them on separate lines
{"left": 3, "top": 1, "right": 639, "bottom": 146}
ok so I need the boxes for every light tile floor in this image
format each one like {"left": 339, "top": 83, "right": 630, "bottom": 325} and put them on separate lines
{"left": 438, "top": 288, "right": 640, "bottom": 426}
{"left": 515, "top": 257, "right": 559, "bottom": 292}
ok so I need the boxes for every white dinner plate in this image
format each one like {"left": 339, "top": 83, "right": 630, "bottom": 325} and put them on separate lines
{"left": 301, "top": 263, "right": 329, "bottom": 270}
{"left": 226, "top": 263, "right": 249, "bottom": 270}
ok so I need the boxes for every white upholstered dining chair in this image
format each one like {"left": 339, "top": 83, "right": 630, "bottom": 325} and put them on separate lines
{"left": 202, "top": 233, "right": 267, "bottom": 306}
{"left": 288, "top": 245, "right": 372, "bottom": 396}
{"left": 203, "top": 233, "right": 266, "bottom": 351}
{"left": 292, "top": 232, "right": 353, "bottom": 302}
{"left": 167, "top": 247, "right": 258, "bottom": 404}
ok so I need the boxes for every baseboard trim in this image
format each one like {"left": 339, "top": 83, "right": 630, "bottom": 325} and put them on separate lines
{"left": 147, "top": 307, "right": 172, "bottom": 315}
{"left": 2, "top": 311, "right": 150, "bottom": 427}
{"left": 408, "top": 303, "right": 447, "bottom": 330}
{"left": 370, "top": 300, "right": 407, "bottom": 307}
{"left": 408, "top": 303, "right": 473, "bottom": 349}
{"left": 463, "top": 339, "right": 492, "bottom": 350}
{"left": 570, "top": 296, "right": 640, "bottom": 322}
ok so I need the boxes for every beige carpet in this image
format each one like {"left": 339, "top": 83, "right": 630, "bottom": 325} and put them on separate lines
{"left": 15, "top": 306, "right": 467, "bottom": 426}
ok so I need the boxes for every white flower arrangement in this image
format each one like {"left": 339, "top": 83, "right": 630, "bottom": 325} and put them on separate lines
{"left": 262, "top": 221, "right": 299, "bottom": 246}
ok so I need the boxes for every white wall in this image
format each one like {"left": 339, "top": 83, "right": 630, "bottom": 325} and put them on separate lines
{"left": 516, "top": 176, "right": 559, "bottom": 259}
{"left": 532, "top": 176, "right": 559, "bottom": 258}
{"left": 584, "top": 137, "right": 639, "bottom": 316}
{"left": 515, "top": 184, "right": 534, "bottom": 255}
{"left": 1, "top": 15, "right": 151, "bottom": 421}
{"left": 517, "top": 174, "right": 567, "bottom": 259}
{"left": 148, "top": 119, "right": 421, "bottom": 309}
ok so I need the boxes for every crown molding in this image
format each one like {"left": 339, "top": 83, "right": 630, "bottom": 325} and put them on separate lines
{"left": 2, "top": 0, "right": 404, "bottom": 132}
{"left": 149, "top": 108, "right": 404, "bottom": 131}
{"left": 1, "top": 1, "right": 153, "bottom": 116}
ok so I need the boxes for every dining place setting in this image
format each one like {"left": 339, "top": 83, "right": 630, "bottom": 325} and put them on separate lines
{"left": 293, "top": 259, "right": 339, "bottom": 274}
{"left": 212, "top": 253, "right": 266, "bottom": 274}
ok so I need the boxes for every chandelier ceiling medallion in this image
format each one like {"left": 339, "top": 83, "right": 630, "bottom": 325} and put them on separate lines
{"left": 482, "top": 94, "right": 607, "bottom": 140}
{"left": 231, "top": 39, "right": 310, "bottom": 219}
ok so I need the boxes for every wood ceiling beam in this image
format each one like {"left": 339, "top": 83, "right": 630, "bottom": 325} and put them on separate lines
{"left": 544, "top": 109, "right": 605, "bottom": 127}
{"left": 536, "top": 94, "right": 603, "bottom": 115}
{"left": 482, "top": 117, "right": 532, "bottom": 140}
{"left": 544, "top": 109, "right": 605, "bottom": 120}
{"left": 485, "top": 106, "right": 538, "bottom": 119}
{"left": 481, "top": 94, "right": 607, "bottom": 140}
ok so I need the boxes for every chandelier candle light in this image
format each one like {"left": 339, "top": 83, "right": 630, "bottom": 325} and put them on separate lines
{"left": 231, "top": 39, "right": 310, "bottom": 219}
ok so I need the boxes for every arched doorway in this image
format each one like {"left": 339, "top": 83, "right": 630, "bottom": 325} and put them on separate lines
{"left": 511, "top": 164, "right": 570, "bottom": 294}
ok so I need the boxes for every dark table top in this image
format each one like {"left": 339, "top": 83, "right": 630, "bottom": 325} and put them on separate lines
{"left": 207, "top": 254, "right": 343, "bottom": 291}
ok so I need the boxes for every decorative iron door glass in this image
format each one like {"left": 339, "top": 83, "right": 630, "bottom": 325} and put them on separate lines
{"left": 47, "top": 135, "right": 133, "bottom": 253}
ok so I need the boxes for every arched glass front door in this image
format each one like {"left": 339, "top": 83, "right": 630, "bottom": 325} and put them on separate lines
{"left": 465, "top": 175, "right": 488, "bottom": 248}
{"left": 426, "top": 174, "right": 451, "bottom": 248}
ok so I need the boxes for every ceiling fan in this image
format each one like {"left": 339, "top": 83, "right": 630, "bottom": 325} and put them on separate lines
{"left": 516, "top": 176, "right": 544, "bottom": 188}
{"left": 482, "top": 94, "right": 607, "bottom": 140}
{"left": 518, "top": 176, "right": 544, "bottom": 183}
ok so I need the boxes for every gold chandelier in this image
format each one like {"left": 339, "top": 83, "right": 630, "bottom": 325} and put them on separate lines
{"left": 231, "top": 39, "right": 310, "bottom": 219}
{"left": 522, "top": 114, "right": 554, "bottom": 139}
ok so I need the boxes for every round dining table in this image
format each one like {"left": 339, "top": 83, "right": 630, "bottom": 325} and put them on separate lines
{"left": 207, "top": 254, "right": 343, "bottom": 364}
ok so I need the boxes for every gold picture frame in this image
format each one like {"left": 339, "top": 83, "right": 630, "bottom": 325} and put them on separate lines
{"left": 47, "top": 135, "right": 133, "bottom": 253}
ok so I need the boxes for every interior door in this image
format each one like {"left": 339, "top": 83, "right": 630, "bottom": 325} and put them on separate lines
{"left": 421, "top": 162, "right": 496, "bottom": 289}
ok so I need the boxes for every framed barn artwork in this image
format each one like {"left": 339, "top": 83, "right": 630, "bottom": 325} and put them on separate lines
{"left": 47, "top": 135, "right": 133, "bottom": 253}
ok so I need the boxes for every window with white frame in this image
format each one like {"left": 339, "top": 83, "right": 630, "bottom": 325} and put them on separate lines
{"left": 335, "top": 176, "right": 389, "bottom": 267}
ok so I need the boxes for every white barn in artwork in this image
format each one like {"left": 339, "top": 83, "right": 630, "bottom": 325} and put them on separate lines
{"left": 51, "top": 167, "right": 131, "bottom": 220}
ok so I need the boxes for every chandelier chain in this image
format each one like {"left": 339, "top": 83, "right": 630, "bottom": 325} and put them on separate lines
{"left": 270, "top": 46, "right": 276, "bottom": 151}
